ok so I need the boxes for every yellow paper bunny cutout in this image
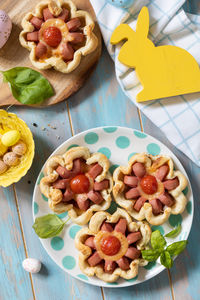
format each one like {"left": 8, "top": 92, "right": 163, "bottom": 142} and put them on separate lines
{"left": 110, "top": 7, "right": 200, "bottom": 102}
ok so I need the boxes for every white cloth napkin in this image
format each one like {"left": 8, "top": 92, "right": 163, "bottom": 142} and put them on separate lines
{"left": 91, "top": 0, "right": 200, "bottom": 166}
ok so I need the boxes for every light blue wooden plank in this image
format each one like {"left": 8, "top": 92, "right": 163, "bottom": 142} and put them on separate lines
{"left": 0, "top": 186, "right": 33, "bottom": 300}
{"left": 10, "top": 103, "right": 102, "bottom": 300}
{"left": 68, "top": 45, "right": 141, "bottom": 132}
{"left": 68, "top": 46, "right": 172, "bottom": 299}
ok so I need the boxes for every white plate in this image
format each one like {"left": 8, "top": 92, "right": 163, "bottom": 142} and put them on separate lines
{"left": 32, "top": 126, "right": 193, "bottom": 288}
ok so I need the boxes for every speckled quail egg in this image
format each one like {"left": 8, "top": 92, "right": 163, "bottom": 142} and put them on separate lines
{"left": 0, "top": 10, "right": 12, "bottom": 49}
{"left": 12, "top": 141, "right": 27, "bottom": 156}
{"left": 0, "top": 160, "right": 8, "bottom": 174}
{"left": 3, "top": 152, "right": 19, "bottom": 166}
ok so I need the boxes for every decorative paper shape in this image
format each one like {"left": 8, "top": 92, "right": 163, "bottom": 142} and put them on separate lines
{"left": 110, "top": 7, "right": 200, "bottom": 102}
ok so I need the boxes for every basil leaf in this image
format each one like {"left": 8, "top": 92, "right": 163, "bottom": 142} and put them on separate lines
{"left": 33, "top": 214, "right": 67, "bottom": 238}
{"left": 1, "top": 67, "right": 54, "bottom": 104}
{"left": 166, "top": 240, "right": 188, "bottom": 257}
{"left": 151, "top": 230, "right": 166, "bottom": 250}
{"left": 141, "top": 248, "right": 163, "bottom": 262}
{"left": 160, "top": 251, "right": 173, "bottom": 269}
{"left": 165, "top": 224, "right": 182, "bottom": 238}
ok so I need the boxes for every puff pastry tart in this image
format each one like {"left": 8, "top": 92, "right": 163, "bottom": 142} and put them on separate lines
{"left": 75, "top": 208, "right": 151, "bottom": 282}
{"left": 19, "top": 0, "right": 98, "bottom": 73}
{"left": 113, "top": 153, "right": 188, "bottom": 226}
{"left": 40, "top": 146, "right": 112, "bottom": 225}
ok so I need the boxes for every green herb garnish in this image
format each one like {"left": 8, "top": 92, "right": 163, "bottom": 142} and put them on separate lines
{"left": 1, "top": 67, "right": 54, "bottom": 104}
{"left": 33, "top": 214, "right": 70, "bottom": 239}
{"left": 165, "top": 224, "right": 182, "bottom": 238}
{"left": 142, "top": 230, "right": 188, "bottom": 269}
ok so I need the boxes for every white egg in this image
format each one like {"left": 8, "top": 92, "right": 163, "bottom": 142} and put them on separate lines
{"left": 0, "top": 10, "right": 12, "bottom": 49}
{"left": 22, "top": 258, "right": 42, "bottom": 274}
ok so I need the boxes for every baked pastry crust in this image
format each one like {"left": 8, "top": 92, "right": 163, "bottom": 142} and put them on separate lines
{"left": 75, "top": 208, "right": 151, "bottom": 282}
{"left": 113, "top": 153, "right": 188, "bottom": 225}
{"left": 19, "top": 0, "right": 98, "bottom": 73}
{"left": 40, "top": 146, "right": 112, "bottom": 225}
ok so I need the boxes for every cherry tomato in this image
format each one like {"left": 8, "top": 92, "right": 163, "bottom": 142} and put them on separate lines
{"left": 100, "top": 235, "right": 121, "bottom": 256}
{"left": 140, "top": 175, "right": 158, "bottom": 195}
{"left": 43, "top": 26, "right": 62, "bottom": 47}
{"left": 70, "top": 174, "right": 90, "bottom": 194}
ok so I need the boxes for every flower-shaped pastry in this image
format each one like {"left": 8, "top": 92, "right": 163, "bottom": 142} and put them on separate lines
{"left": 75, "top": 208, "right": 151, "bottom": 282}
{"left": 113, "top": 153, "right": 188, "bottom": 225}
{"left": 40, "top": 146, "right": 112, "bottom": 225}
{"left": 19, "top": 0, "right": 98, "bottom": 73}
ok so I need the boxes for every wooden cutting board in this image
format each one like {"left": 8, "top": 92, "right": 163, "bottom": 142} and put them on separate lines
{"left": 0, "top": 0, "right": 102, "bottom": 106}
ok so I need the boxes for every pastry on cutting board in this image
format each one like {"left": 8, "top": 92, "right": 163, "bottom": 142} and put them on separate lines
{"left": 19, "top": 0, "right": 98, "bottom": 73}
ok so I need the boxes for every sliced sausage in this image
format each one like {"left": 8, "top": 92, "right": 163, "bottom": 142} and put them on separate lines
{"left": 114, "top": 218, "right": 127, "bottom": 235}
{"left": 66, "top": 17, "right": 81, "bottom": 32}
{"left": 163, "top": 178, "right": 179, "bottom": 191}
{"left": 94, "top": 180, "right": 109, "bottom": 191}
{"left": 124, "top": 175, "right": 138, "bottom": 187}
{"left": 62, "top": 188, "right": 74, "bottom": 202}
{"left": 125, "top": 247, "right": 141, "bottom": 260}
{"left": 61, "top": 42, "right": 74, "bottom": 61}
{"left": 101, "top": 222, "right": 113, "bottom": 232}
{"left": 30, "top": 17, "right": 43, "bottom": 30}
{"left": 72, "top": 158, "right": 82, "bottom": 175}
{"left": 156, "top": 165, "right": 169, "bottom": 181}
{"left": 85, "top": 236, "right": 96, "bottom": 249}
{"left": 125, "top": 187, "right": 140, "bottom": 200}
{"left": 116, "top": 257, "right": 130, "bottom": 270}
{"left": 127, "top": 232, "right": 142, "bottom": 245}
{"left": 68, "top": 32, "right": 84, "bottom": 44}
{"left": 132, "top": 162, "right": 146, "bottom": 178}
{"left": 26, "top": 31, "right": 39, "bottom": 42}
{"left": 149, "top": 199, "right": 163, "bottom": 215}
{"left": 76, "top": 194, "right": 90, "bottom": 211}
{"left": 133, "top": 196, "right": 147, "bottom": 212}
{"left": 88, "top": 163, "right": 103, "bottom": 179}
{"left": 52, "top": 178, "right": 70, "bottom": 189}
{"left": 124, "top": 175, "right": 138, "bottom": 188}
{"left": 58, "top": 8, "right": 69, "bottom": 21}
{"left": 88, "top": 251, "right": 102, "bottom": 267}
{"left": 159, "top": 192, "right": 174, "bottom": 207}
{"left": 43, "top": 8, "right": 54, "bottom": 21}
{"left": 35, "top": 42, "right": 47, "bottom": 59}
{"left": 56, "top": 165, "right": 72, "bottom": 179}
{"left": 87, "top": 191, "right": 103, "bottom": 204}
{"left": 104, "top": 260, "right": 117, "bottom": 274}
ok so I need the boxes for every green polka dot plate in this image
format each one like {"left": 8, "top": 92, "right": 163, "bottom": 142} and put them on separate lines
{"left": 32, "top": 126, "right": 193, "bottom": 288}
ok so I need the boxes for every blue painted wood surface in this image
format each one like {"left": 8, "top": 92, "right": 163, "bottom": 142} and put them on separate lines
{"left": 0, "top": 1, "right": 200, "bottom": 299}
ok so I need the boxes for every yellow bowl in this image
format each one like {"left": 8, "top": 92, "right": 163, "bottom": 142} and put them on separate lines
{"left": 0, "top": 110, "right": 35, "bottom": 187}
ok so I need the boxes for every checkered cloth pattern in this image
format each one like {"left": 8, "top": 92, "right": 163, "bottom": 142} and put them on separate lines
{"left": 91, "top": 0, "right": 200, "bottom": 166}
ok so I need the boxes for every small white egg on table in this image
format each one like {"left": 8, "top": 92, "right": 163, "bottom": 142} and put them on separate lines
{"left": 0, "top": 10, "right": 12, "bottom": 49}
{"left": 22, "top": 258, "right": 42, "bottom": 274}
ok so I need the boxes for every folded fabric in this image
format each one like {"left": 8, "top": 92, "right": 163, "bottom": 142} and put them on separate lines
{"left": 91, "top": 0, "right": 200, "bottom": 166}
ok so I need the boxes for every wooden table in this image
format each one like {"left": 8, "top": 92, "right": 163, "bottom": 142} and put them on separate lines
{"left": 0, "top": 1, "right": 199, "bottom": 299}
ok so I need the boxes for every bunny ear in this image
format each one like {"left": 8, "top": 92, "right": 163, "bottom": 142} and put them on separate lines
{"left": 110, "top": 24, "right": 135, "bottom": 45}
{"left": 136, "top": 6, "right": 149, "bottom": 38}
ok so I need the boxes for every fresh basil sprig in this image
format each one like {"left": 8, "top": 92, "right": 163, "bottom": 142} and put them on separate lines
{"left": 165, "top": 224, "right": 182, "bottom": 238}
{"left": 33, "top": 214, "right": 70, "bottom": 239}
{"left": 142, "top": 230, "right": 188, "bottom": 269}
{"left": 1, "top": 67, "right": 54, "bottom": 104}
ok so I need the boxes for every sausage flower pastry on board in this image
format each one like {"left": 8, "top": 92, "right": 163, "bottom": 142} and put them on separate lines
{"left": 113, "top": 153, "right": 188, "bottom": 226}
{"left": 19, "top": 0, "right": 98, "bottom": 73}
{"left": 40, "top": 147, "right": 112, "bottom": 225}
{"left": 75, "top": 208, "right": 151, "bottom": 282}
